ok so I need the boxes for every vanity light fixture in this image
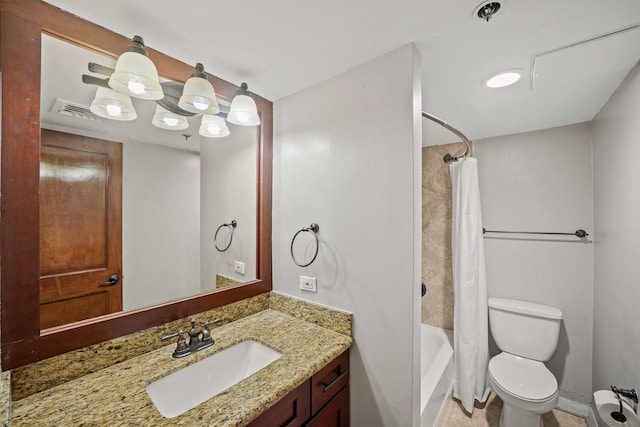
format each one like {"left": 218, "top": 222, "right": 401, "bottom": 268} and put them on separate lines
{"left": 108, "top": 35, "right": 164, "bottom": 100}
{"left": 199, "top": 114, "right": 230, "bottom": 138}
{"left": 178, "top": 63, "right": 220, "bottom": 115}
{"left": 89, "top": 86, "right": 137, "bottom": 121}
{"left": 85, "top": 58, "right": 255, "bottom": 138}
{"left": 152, "top": 104, "right": 189, "bottom": 130}
{"left": 484, "top": 69, "right": 524, "bottom": 88}
{"left": 227, "top": 83, "right": 261, "bottom": 126}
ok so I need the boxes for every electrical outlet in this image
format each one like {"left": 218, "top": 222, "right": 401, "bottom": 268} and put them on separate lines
{"left": 299, "top": 276, "right": 317, "bottom": 292}
{"left": 233, "top": 261, "right": 246, "bottom": 275}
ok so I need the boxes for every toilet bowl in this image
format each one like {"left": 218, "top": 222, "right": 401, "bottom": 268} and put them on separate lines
{"left": 489, "top": 353, "right": 559, "bottom": 427}
{"left": 488, "top": 298, "right": 563, "bottom": 427}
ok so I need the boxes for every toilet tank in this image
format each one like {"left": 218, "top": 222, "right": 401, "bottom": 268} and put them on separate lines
{"left": 488, "top": 297, "right": 563, "bottom": 362}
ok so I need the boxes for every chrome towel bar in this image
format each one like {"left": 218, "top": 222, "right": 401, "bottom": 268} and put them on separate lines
{"left": 482, "top": 228, "right": 588, "bottom": 238}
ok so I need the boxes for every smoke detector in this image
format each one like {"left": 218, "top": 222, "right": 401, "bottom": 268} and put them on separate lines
{"left": 473, "top": 1, "right": 504, "bottom": 22}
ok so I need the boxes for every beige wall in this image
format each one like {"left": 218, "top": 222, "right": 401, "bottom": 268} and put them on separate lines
{"left": 421, "top": 142, "right": 466, "bottom": 330}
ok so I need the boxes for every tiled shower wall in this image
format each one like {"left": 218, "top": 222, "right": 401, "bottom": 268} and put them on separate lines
{"left": 421, "top": 142, "right": 467, "bottom": 329}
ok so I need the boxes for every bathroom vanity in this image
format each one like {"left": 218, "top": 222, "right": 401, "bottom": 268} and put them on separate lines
{"left": 10, "top": 309, "right": 352, "bottom": 426}
{"left": 249, "top": 348, "right": 350, "bottom": 426}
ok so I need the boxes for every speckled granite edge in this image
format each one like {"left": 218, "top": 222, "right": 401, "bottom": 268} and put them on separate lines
{"left": 216, "top": 274, "right": 244, "bottom": 288}
{"left": 11, "top": 310, "right": 352, "bottom": 427}
{"left": 0, "top": 372, "right": 9, "bottom": 427}
{"left": 11, "top": 293, "right": 270, "bottom": 401}
{"left": 269, "top": 292, "right": 352, "bottom": 336}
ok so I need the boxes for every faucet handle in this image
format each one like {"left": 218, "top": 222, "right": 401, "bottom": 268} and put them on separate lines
{"left": 201, "top": 318, "right": 224, "bottom": 343}
{"left": 161, "top": 330, "right": 184, "bottom": 341}
{"left": 204, "top": 318, "right": 224, "bottom": 328}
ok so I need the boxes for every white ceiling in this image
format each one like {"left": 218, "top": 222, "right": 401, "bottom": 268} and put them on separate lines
{"left": 43, "top": 0, "right": 640, "bottom": 145}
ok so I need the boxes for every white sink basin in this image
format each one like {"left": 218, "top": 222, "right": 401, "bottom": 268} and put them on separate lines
{"left": 146, "top": 340, "right": 282, "bottom": 418}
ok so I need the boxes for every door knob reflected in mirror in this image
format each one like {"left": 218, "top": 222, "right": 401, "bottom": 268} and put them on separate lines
{"left": 99, "top": 274, "right": 120, "bottom": 286}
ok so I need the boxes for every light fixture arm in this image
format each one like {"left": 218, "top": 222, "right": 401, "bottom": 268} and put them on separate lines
{"left": 88, "top": 62, "right": 115, "bottom": 77}
{"left": 82, "top": 74, "right": 110, "bottom": 88}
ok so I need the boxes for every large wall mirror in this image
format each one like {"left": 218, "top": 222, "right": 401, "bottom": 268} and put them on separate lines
{"left": 0, "top": 0, "right": 273, "bottom": 370}
{"left": 40, "top": 34, "right": 258, "bottom": 329}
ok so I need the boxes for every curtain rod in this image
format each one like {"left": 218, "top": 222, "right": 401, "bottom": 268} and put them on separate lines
{"left": 482, "top": 228, "right": 588, "bottom": 238}
{"left": 421, "top": 112, "right": 471, "bottom": 163}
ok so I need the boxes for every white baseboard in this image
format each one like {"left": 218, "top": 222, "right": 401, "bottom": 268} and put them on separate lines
{"left": 557, "top": 397, "right": 600, "bottom": 427}
{"left": 558, "top": 396, "right": 590, "bottom": 417}
{"left": 586, "top": 405, "right": 600, "bottom": 427}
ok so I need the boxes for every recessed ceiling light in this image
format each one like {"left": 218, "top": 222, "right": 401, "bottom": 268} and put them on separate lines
{"left": 484, "top": 69, "right": 524, "bottom": 88}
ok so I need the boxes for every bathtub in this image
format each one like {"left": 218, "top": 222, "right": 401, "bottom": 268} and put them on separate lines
{"left": 420, "top": 323, "right": 454, "bottom": 427}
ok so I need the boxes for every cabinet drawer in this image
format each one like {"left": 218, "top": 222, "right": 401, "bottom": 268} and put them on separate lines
{"left": 311, "top": 349, "right": 349, "bottom": 415}
{"left": 305, "top": 384, "right": 349, "bottom": 427}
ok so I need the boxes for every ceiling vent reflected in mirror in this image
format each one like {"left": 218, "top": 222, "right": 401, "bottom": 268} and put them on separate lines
{"left": 50, "top": 98, "right": 103, "bottom": 123}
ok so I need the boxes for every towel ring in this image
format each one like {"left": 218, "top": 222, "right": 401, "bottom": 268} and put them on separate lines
{"left": 214, "top": 220, "right": 237, "bottom": 252}
{"left": 290, "top": 223, "right": 320, "bottom": 267}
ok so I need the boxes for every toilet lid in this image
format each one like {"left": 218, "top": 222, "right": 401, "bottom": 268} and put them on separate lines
{"left": 489, "top": 353, "right": 557, "bottom": 402}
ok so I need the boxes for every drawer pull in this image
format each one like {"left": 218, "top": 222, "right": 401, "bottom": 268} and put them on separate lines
{"left": 322, "top": 369, "right": 348, "bottom": 393}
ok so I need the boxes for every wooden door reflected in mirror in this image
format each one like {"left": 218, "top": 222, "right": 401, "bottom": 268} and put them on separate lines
{"left": 39, "top": 129, "right": 123, "bottom": 329}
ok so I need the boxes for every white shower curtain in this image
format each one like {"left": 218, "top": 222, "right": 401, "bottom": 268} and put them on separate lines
{"left": 450, "top": 157, "right": 491, "bottom": 414}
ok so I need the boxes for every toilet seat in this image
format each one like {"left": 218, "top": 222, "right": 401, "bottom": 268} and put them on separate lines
{"left": 489, "top": 352, "right": 558, "bottom": 402}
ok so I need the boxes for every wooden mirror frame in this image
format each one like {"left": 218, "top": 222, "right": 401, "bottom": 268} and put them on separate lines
{"left": 0, "top": 0, "right": 273, "bottom": 371}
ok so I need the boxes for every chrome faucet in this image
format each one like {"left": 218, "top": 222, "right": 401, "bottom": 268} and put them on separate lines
{"left": 162, "top": 318, "right": 224, "bottom": 358}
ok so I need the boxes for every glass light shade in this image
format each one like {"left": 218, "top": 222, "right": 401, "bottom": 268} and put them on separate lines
{"left": 108, "top": 36, "right": 163, "bottom": 100}
{"left": 152, "top": 105, "right": 189, "bottom": 130}
{"left": 199, "top": 114, "right": 230, "bottom": 138}
{"left": 485, "top": 69, "right": 523, "bottom": 88}
{"left": 178, "top": 76, "right": 220, "bottom": 115}
{"left": 227, "top": 83, "right": 260, "bottom": 126}
{"left": 90, "top": 87, "right": 137, "bottom": 121}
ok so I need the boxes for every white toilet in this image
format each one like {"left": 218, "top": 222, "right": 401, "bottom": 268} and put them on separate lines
{"left": 488, "top": 297, "right": 563, "bottom": 427}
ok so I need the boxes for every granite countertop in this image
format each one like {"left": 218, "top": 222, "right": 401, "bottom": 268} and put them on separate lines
{"left": 11, "top": 309, "right": 352, "bottom": 426}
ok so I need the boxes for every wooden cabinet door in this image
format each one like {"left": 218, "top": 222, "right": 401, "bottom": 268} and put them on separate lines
{"left": 247, "top": 380, "right": 311, "bottom": 427}
{"left": 305, "top": 385, "right": 349, "bottom": 427}
{"left": 39, "top": 129, "right": 122, "bottom": 329}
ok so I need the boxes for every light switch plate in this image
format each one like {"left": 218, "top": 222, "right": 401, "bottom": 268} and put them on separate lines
{"left": 299, "top": 276, "right": 317, "bottom": 292}
{"left": 233, "top": 261, "right": 246, "bottom": 275}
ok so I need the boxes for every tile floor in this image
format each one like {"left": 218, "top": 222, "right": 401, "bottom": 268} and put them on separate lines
{"left": 437, "top": 392, "right": 587, "bottom": 427}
